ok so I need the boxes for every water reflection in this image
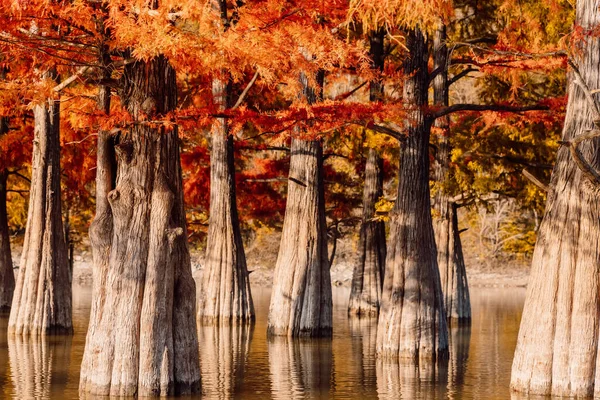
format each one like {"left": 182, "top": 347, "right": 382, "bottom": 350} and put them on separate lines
{"left": 0, "top": 286, "right": 528, "bottom": 399}
{"left": 348, "top": 316, "right": 377, "bottom": 391}
{"left": 268, "top": 337, "right": 333, "bottom": 399}
{"left": 198, "top": 323, "right": 254, "bottom": 398}
{"left": 7, "top": 335, "right": 72, "bottom": 399}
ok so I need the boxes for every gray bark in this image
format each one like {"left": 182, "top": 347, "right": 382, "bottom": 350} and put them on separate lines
{"left": 267, "top": 69, "right": 332, "bottom": 337}
{"left": 349, "top": 29, "right": 387, "bottom": 317}
{"left": 511, "top": 1, "right": 600, "bottom": 396}
{"left": 198, "top": 77, "right": 254, "bottom": 324}
{"left": 267, "top": 137, "right": 332, "bottom": 337}
{"left": 0, "top": 114, "right": 14, "bottom": 312}
{"left": 376, "top": 28, "right": 449, "bottom": 361}
{"left": 79, "top": 57, "right": 200, "bottom": 397}
{"left": 432, "top": 23, "right": 471, "bottom": 323}
{"left": 8, "top": 79, "right": 72, "bottom": 335}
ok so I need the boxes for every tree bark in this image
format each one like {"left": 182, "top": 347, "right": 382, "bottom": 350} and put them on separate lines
{"left": 79, "top": 57, "right": 200, "bottom": 397}
{"left": 8, "top": 81, "right": 72, "bottom": 335}
{"left": 267, "top": 138, "right": 332, "bottom": 337}
{"left": 376, "top": 28, "right": 449, "bottom": 361}
{"left": 0, "top": 115, "right": 15, "bottom": 312}
{"left": 510, "top": 1, "right": 600, "bottom": 396}
{"left": 432, "top": 24, "right": 471, "bottom": 324}
{"left": 198, "top": 77, "right": 254, "bottom": 324}
{"left": 349, "top": 29, "right": 387, "bottom": 317}
{"left": 267, "top": 69, "right": 332, "bottom": 337}
{"left": 349, "top": 149, "right": 386, "bottom": 316}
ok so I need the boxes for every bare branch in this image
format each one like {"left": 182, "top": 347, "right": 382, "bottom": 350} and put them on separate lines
{"left": 560, "top": 129, "right": 600, "bottom": 187}
{"left": 232, "top": 70, "right": 260, "bottom": 109}
{"left": 431, "top": 103, "right": 549, "bottom": 119}
{"left": 522, "top": 168, "right": 549, "bottom": 192}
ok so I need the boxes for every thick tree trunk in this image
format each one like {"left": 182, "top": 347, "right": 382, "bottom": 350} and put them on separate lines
{"left": 432, "top": 24, "right": 471, "bottom": 324}
{"left": 376, "top": 28, "right": 448, "bottom": 361}
{"left": 0, "top": 114, "right": 15, "bottom": 311}
{"left": 349, "top": 149, "right": 386, "bottom": 316}
{"left": 198, "top": 78, "right": 254, "bottom": 324}
{"left": 8, "top": 88, "right": 72, "bottom": 336}
{"left": 510, "top": 1, "right": 600, "bottom": 396}
{"left": 79, "top": 57, "right": 200, "bottom": 397}
{"left": 198, "top": 323, "right": 253, "bottom": 396}
{"left": 267, "top": 138, "right": 332, "bottom": 337}
{"left": 349, "top": 29, "right": 387, "bottom": 317}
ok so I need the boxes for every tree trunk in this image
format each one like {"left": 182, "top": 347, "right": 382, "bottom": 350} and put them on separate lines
{"left": 376, "top": 28, "right": 448, "bottom": 361}
{"left": 79, "top": 57, "right": 200, "bottom": 397}
{"left": 349, "top": 29, "right": 387, "bottom": 317}
{"left": 349, "top": 149, "right": 386, "bottom": 316}
{"left": 432, "top": 24, "right": 471, "bottom": 324}
{"left": 510, "top": 1, "right": 600, "bottom": 396}
{"left": 8, "top": 85, "right": 72, "bottom": 335}
{"left": 0, "top": 115, "right": 15, "bottom": 312}
{"left": 198, "top": 78, "right": 254, "bottom": 324}
{"left": 267, "top": 137, "right": 332, "bottom": 337}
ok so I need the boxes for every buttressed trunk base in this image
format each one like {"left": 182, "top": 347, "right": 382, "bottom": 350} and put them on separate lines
{"left": 511, "top": 1, "right": 600, "bottom": 396}
{"left": 79, "top": 57, "right": 200, "bottom": 397}
{"left": 8, "top": 96, "right": 72, "bottom": 336}
{"left": 376, "top": 27, "right": 448, "bottom": 361}
{"left": 267, "top": 138, "right": 332, "bottom": 338}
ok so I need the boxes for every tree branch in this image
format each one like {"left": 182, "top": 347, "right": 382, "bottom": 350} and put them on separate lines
{"left": 431, "top": 103, "right": 549, "bottom": 119}
{"left": 232, "top": 70, "right": 260, "bottom": 109}
{"left": 560, "top": 129, "right": 600, "bottom": 187}
{"left": 448, "top": 67, "right": 479, "bottom": 86}
{"left": 522, "top": 168, "right": 549, "bottom": 192}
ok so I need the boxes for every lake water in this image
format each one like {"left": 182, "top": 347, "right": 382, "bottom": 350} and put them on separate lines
{"left": 0, "top": 285, "right": 526, "bottom": 399}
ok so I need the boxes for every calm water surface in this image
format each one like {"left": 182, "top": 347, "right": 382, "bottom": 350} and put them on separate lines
{"left": 0, "top": 285, "right": 526, "bottom": 399}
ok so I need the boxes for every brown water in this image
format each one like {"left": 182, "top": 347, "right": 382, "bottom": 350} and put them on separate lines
{"left": 0, "top": 285, "right": 526, "bottom": 399}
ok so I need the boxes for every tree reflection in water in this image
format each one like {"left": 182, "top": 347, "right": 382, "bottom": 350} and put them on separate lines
{"left": 268, "top": 336, "right": 333, "bottom": 399}
{"left": 7, "top": 335, "right": 71, "bottom": 398}
{"left": 198, "top": 322, "right": 254, "bottom": 398}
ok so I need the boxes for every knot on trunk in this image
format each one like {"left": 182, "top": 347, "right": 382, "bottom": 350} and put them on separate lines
{"left": 107, "top": 189, "right": 120, "bottom": 202}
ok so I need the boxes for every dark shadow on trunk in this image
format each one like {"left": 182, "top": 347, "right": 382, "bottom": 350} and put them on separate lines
{"left": 349, "top": 29, "right": 387, "bottom": 317}
{"left": 0, "top": 114, "right": 14, "bottom": 312}
{"left": 432, "top": 23, "right": 471, "bottom": 324}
